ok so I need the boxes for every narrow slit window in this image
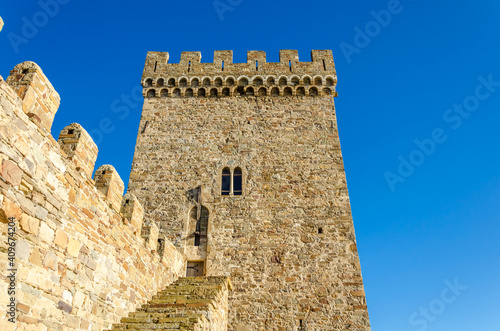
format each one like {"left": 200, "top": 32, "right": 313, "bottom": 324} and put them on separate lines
{"left": 221, "top": 168, "right": 231, "bottom": 195}
{"left": 188, "top": 61, "right": 191, "bottom": 73}
{"left": 233, "top": 168, "right": 242, "bottom": 195}
{"left": 256, "top": 60, "right": 258, "bottom": 71}
{"left": 289, "top": 60, "right": 292, "bottom": 72}
{"left": 222, "top": 60, "right": 224, "bottom": 71}
{"left": 154, "top": 61, "right": 157, "bottom": 72}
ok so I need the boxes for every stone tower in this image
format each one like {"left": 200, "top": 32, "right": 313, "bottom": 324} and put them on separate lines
{"left": 128, "top": 50, "right": 370, "bottom": 330}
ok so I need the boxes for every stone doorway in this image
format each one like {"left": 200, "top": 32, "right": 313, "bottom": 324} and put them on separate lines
{"left": 186, "top": 261, "right": 204, "bottom": 277}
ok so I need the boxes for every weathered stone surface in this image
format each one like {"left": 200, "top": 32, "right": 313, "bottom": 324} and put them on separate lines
{"left": 38, "top": 222, "right": 54, "bottom": 244}
{"left": 53, "top": 229, "right": 68, "bottom": 248}
{"left": 2, "top": 159, "right": 22, "bottom": 186}
{"left": 129, "top": 50, "right": 369, "bottom": 330}
{"left": 66, "top": 238, "right": 81, "bottom": 257}
{"left": 0, "top": 61, "right": 186, "bottom": 331}
{"left": 16, "top": 239, "right": 31, "bottom": 260}
{"left": 19, "top": 213, "right": 40, "bottom": 234}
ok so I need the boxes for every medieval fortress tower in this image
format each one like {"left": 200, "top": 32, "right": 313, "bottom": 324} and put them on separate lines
{"left": 0, "top": 49, "right": 370, "bottom": 330}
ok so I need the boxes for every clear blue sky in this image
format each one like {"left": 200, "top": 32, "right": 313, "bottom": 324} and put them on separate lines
{"left": 1, "top": 1, "right": 499, "bottom": 330}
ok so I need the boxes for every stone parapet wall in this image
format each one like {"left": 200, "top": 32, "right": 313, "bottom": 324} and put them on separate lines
{"left": 141, "top": 50, "right": 338, "bottom": 98}
{"left": 0, "top": 66, "right": 186, "bottom": 331}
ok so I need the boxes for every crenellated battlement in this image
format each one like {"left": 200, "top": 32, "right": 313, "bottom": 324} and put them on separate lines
{"left": 0, "top": 61, "right": 186, "bottom": 331}
{"left": 141, "top": 50, "right": 338, "bottom": 98}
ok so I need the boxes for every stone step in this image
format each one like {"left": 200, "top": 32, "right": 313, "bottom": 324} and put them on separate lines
{"left": 109, "top": 276, "right": 230, "bottom": 331}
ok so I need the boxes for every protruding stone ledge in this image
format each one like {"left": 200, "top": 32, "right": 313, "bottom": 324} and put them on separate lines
{"left": 58, "top": 123, "right": 98, "bottom": 178}
{"left": 93, "top": 165, "right": 124, "bottom": 212}
{"left": 120, "top": 193, "right": 144, "bottom": 235}
{"left": 141, "top": 219, "right": 159, "bottom": 253}
{"left": 6, "top": 61, "right": 60, "bottom": 132}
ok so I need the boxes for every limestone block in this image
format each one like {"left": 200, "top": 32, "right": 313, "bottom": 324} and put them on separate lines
{"left": 2, "top": 159, "right": 23, "bottom": 186}
{"left": 38, "top": 222, "right": 54, "bottom": 244}
{"left": 19, "top": 214, "right": 40, "bottom": 234}
{"left": 53, "top": 229, "right": 68, "bottom": 249}
{"left": 67, "top": 238, "right": 82, "bottom": 257}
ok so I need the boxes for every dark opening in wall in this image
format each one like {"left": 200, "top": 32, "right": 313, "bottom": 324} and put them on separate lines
{"left": 145, "top": 78, "right": 153, "bottom": 87}
{"left": 303, "top": 77, "right": 311, "bottom": 85}
{"left": 296, "top": 87, "right": 305, "bottom": 96}
{"left": 271, "top": 87, "right": 280, "bottom": 96}
{"left": 168, "top": 78, "right": 175, "bottom": 87}
{"left": 267, "top": 77, "right": 275, "bottom": 85}
{"left": 160, "top": 89, "right": 168, "bottom": 97}
{"left": 258, "top": 87, "right": 267, "bottom": 96}
{"left": 284, "top": 87, "right": 292, "bottom": 96}
{"left": 221, "top": 168, "right": 230, "bottom": 195}
{"left": 233, "top": 168, "right": 242, "bottom": 195}
{"left": 222, "top": 88, "right": 230, "bottom": 96}
{"left": 67, "top": 129, "right": 74, "bottom": 134}
{"left": 239, "top": 77, "right": 249, "bottom": 86}
{"left": 279, "top": 77, "right": 287, "bottom": 86}
{"left": 215, "top": 78, "right": 222, "bottom": 87}
{"left": 315, "top": 77, "right": 322, "bottom": 85}
{"left": 291, "top": 77, "right": 299, "bottom": 85}
{"left": 210, "top": 88, "right": 218, "bottom": 97}
{"left": 203, "top": 78, "right": 211, "bottom": 86}
{"left": 157, "top": 78, "right": 164, "bottom": 87}
{"left": 253, "top": 77, "right": 263, "bottom": 86}
{"left": 179, "top": 78, "right": 187, "bottom": 87}
{"left": 198, "top": 88, "right": 206, "bottom": 97}
{"left": 246, "top": 87, "right": 254, "bottom": 96}
{"left": 192, "top": 78, "right": 199, "bottom": 87}
{"left": 173, "top": 88, "right": 181, "bottom": 97}
{"left": 147, "top": 89, "right": 156, "bottom": 98}
{"left": 326, "top": 78, "right": 334, "bottom": 86}
{"left": 185, "top": 89, "right": 193, "bottom": 97}
{"left": 227, "top": 77, "right": 235, "bottom": 86}
{"left": 318, "top": 228, "right": 323, "bottom": 234}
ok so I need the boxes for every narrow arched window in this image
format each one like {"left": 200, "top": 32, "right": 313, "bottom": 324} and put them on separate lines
{"left": 215, "top": 78, "right": 223, "bottom": 86}
{"left": 233, "top": 168, "right": 242, "bottom": 195}
{"left": 168, "top": 78, "right": 175, "bottom": 86}
{"left": 191, "top": 78, "right": 200, "bottom": 87}
{"left": 145, "top": 79, "right": 153, "bottom": 87}
{"left": 179, "top": 78, "right": 187, "bottom": 87}
{"left": 157, "top": 78, "right": 164, "bottom": 87}
{"left": 221, "top": 168, "right": 231, "bottom": 195}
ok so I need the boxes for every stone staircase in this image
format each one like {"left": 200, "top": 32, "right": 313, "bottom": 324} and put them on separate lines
{"left": 111, "top": 276, "right": 232, "bottom": 331}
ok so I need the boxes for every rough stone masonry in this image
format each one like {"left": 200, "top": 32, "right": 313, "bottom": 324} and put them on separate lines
{"left": 128, "top": 50, "right": 371, "bottom": 330}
